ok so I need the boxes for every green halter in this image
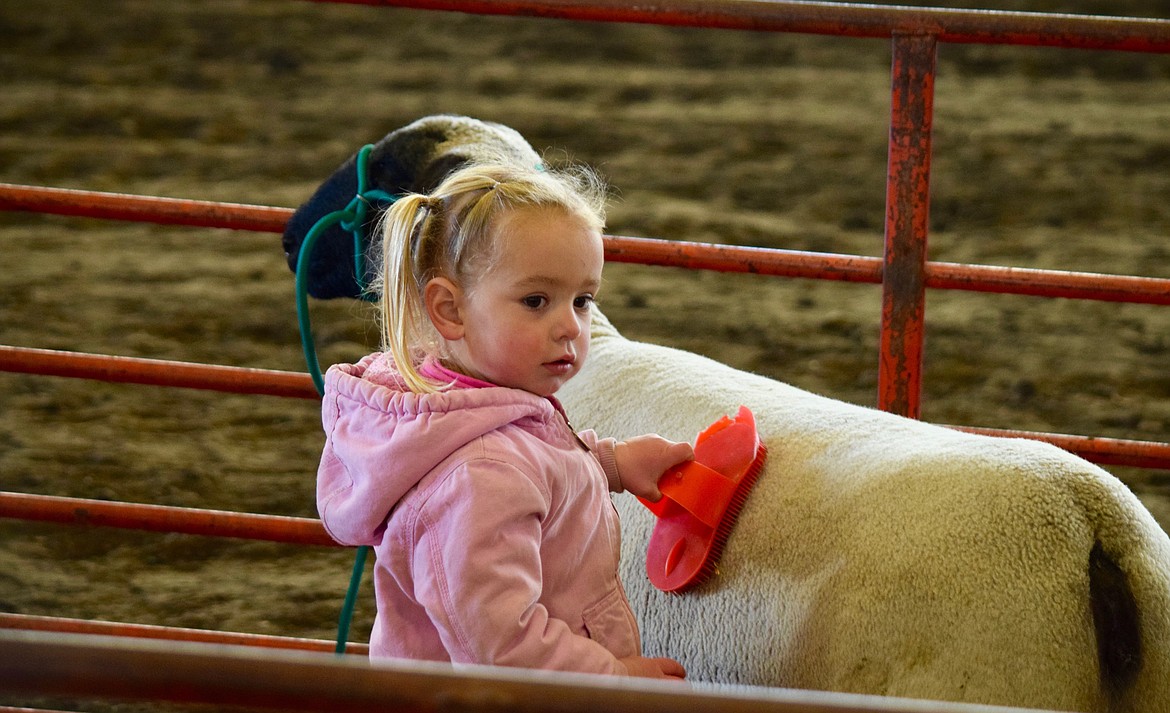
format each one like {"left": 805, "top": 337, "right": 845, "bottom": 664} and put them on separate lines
{"left": 294, "top": 143, "right": 396, "bottom": 653}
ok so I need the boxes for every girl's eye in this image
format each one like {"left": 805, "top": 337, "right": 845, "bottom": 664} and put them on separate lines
{"left": 573, "top": 295, "right": 595, "bottom": 310}
{"left": 522, "top": 295, "right": 548, "bottom": 309}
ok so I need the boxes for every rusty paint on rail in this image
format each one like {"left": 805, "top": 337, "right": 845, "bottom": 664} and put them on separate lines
{"left": 878, "top": 33, "right": 936, "bottom": 419}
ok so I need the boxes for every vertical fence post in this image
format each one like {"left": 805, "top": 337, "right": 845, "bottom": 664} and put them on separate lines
{"left": 879, "top": 32, "right": 937, "bottom": 419}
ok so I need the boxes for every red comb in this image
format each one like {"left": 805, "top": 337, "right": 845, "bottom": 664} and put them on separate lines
{"left": 638, "top": 406, "right": 767, "bottom": 593}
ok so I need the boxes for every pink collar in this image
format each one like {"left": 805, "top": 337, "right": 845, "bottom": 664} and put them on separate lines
{"left": 419, "top": 358, "right": 496, "bottom": 390}
{"left": 418, "top": 357, "right": 569, "bottom": 419}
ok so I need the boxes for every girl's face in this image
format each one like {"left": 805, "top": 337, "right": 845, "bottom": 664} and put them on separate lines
{"left": 435, "top": 205, "right": 604, "bottom": 397}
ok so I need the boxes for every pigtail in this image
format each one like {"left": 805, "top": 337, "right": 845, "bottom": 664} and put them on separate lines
{"left": 378, "top": 194, "right": 440, "bottom": 394}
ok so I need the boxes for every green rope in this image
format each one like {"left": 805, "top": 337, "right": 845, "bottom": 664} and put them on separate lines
{"left": 335, "top": 542, "right": 369, "bottom": 654}
{"left": 294, "top": 143, "right": 396, "bottom": 654}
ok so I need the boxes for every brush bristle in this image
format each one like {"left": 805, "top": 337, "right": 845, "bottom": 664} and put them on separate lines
{"left": 672, "top": 443, "right": 768, "bottom": 594}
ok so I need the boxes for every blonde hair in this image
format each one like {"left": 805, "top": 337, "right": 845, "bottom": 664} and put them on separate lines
{"left": 373, "top": 160, "right": 608, "bottom": 393}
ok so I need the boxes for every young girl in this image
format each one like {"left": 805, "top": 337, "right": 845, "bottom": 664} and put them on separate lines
{"left": 315, "top": 159, "right": 690, "bottom": 679}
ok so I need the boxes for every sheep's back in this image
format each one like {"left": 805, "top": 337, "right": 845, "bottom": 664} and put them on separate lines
{"left": 559, "top": 319, "right": 1170, "bottom": 712}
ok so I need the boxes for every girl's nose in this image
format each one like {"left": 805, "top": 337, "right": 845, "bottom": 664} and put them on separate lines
{"left": 553, "top": 305, "right": 583, "bottom": 340}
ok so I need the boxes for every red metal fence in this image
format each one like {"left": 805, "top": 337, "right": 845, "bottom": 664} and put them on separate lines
{"left": 2, "top": 0, "right": 1170, "bottom": 711}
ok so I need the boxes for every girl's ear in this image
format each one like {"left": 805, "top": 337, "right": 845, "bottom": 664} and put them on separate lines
{"left": 424, "top": 277, "right": 465, "bottom": 341}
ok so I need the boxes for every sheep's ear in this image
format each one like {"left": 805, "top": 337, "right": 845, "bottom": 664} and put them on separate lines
{"left": 413, "top": 153, "right": 471, "bottom": 194}
{"left": 424, "top": 277, "right": 466, "bottom": 341}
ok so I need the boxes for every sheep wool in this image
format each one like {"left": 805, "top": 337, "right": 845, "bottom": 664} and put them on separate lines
{"left": 557, "top": 309, "right": 1170, "bottom": 713}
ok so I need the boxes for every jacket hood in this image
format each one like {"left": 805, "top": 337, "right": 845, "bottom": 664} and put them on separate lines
{"left": 316, "top": 353, "right": 562, "bottom": 545}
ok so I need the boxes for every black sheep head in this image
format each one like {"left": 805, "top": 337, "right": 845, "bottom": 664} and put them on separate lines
{"left": 282, "top": 114, "right": 542, "bottom": 300}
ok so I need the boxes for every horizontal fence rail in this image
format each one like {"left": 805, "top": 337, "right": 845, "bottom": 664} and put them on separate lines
{"left": 0, "top": 344, "right": 319, "bottom": 399}
{"left": 2, "top": 344, "right": 1167, "bottom": 469}
{"left": 0, "top": 614, "right": 370, "bottom": 657}
{"left": 950, "top": 427, "right": 1170, "bottom": 471}
{"left": 0, "top": 630, "right": 1063, "bottom": 713}
{"left": 312, "top": 0, "right": 1170, "bottom": 52}
{"left": 4, "top": 183, "right": 1169, "bottom": 305}
{"left": 0, "top": 182, "right": 291, "bottom": 233}
{"left": 0, "top": 491, "right": 336, "bottom": 547}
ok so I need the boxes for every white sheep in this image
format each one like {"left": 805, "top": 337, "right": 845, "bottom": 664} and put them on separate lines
{"left": 287, "top": 114, "right": 1170, "bottom": 712}
{"left": 557, "top": 309, "right": 1170, "bottom": 712}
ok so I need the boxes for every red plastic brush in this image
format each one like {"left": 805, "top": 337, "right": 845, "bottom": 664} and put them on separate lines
{"left": 637, "top": 405, "right": 767, "bottom": 594}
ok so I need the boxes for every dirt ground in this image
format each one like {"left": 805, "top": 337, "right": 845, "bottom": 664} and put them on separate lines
{"left": 1, "top": 0, "right": 1169, "bottom": 710}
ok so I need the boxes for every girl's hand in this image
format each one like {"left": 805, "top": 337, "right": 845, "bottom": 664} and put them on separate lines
{"left": 619, "top": 655, "right": 687, "bottom": 680}
{"left": 615, "top": 435, "right": 694, "bottom": 501}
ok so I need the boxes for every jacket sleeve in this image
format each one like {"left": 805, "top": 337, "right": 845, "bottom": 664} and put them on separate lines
{"left": 577, "top": 430, "right": 623, "bottom": 493}
{"left": 410, "top": 456, "right": 626, "bottom": 675}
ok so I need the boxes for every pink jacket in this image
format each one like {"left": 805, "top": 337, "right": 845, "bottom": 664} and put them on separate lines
{"left": 316, "top": 353, "right": 641, "bottom": 675}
